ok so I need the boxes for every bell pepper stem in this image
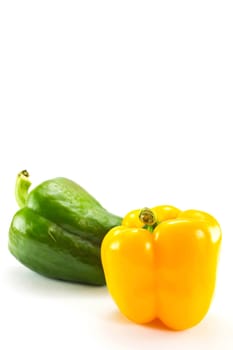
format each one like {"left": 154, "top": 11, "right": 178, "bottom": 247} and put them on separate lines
{"left": 144, "top": 225, "right": 154, "bottom": 233}
{"left": 15, "top": 170, "right": 31, "bottom": 208}
{"left": 139, "top": 208, "right": 158, "bottom": 233}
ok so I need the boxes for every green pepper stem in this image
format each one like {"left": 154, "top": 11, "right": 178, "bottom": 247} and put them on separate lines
{"left": 15, "top": 170, "right": 31, "bottom": 208}
{"left": 143, "top": 224, "right": 154, "bottom": 233}
{"left": 139, "top": 207, "right": 158, "bottom": 233}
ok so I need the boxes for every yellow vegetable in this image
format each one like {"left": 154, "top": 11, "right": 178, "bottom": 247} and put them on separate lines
{"left": 101, "top": 205, "right": 222, "bottom": 330}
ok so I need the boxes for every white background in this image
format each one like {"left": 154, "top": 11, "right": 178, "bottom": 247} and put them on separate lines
{"left": 0, "top": 1, "right": 233, "bottom": 349}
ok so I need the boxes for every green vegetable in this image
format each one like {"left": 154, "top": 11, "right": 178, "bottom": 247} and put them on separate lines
{"left": 9, "top": 171, "right": 122, "bottom": 285}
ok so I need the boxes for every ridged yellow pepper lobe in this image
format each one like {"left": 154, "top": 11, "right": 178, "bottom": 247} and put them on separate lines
{"left": 101, "top": 205, "right": 222, "bottom": 330}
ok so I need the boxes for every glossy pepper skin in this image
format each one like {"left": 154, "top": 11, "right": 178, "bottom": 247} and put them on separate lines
{"left": 9, "top": 171, "right": 122, "bottom": 285}
{"left": 101, "top": 205, "right": 222, "bottom": 330}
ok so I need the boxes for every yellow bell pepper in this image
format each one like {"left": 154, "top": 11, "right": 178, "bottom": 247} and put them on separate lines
{"left": 101, "top": 205, "right": 222, "bottom": 330}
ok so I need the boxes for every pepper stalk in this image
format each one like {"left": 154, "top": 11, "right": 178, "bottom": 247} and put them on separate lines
{"left": 139, "top": 207, "right": 158, "bottom": 232}
{"left": 15, "top": 170, "right": 31, "bottom": 208}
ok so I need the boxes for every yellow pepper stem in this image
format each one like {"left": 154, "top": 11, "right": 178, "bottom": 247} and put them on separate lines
{"left": 139, "top": 208, "right": 158, "bottom": 233}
